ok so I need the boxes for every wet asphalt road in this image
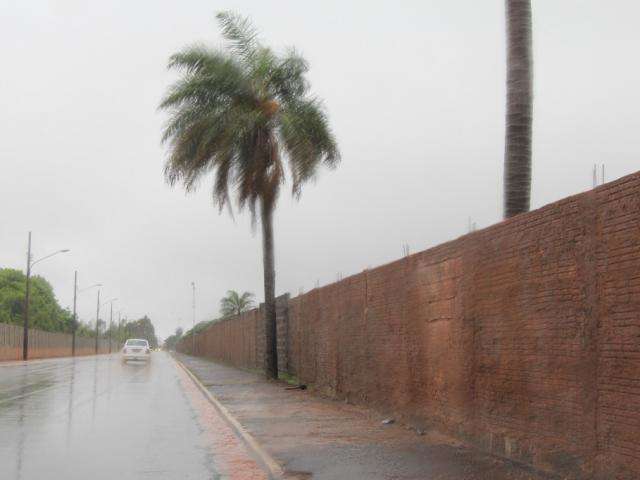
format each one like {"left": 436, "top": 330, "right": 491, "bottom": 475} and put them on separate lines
{"left": 0, "top": 352, "right": 223, "bottom": 480}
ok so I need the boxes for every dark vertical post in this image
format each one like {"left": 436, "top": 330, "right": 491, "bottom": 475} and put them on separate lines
{"left": 95, "top": 290, "right": 100, "bottom": 354}
{"left": 191, "top": 282, "right": 196, "bottom": 355}
{"left": 72, "top": 270, "right": 78, "bottom": 356}
{"left": 109, "top": 302, "right": 113, "bottom": 353}
{"left": 22, "top": 232, "right": 32, "bottom": 361}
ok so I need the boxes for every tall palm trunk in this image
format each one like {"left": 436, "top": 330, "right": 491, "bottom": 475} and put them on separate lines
{"left": 261, "top": 200, "right": 278, "bottom": 379}
{"left": 504, "top": 0, "right": 533, "bottom": 218}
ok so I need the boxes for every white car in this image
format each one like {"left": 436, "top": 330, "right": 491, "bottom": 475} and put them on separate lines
{"left": 122, "top": 338, "right": 151, "bottom": 362}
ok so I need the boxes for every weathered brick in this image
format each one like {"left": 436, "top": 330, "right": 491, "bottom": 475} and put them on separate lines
{"left": 178, "top": 170, "right": 640, "bottom": 479}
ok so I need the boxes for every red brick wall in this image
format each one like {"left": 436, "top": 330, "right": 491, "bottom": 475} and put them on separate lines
{"left": 180, "top": 295, "right": 290, "bottom": 372}
{"left": 180, "top": 171, "right": 640, "bottom": 479}
{"left": 185, "top": 309, "right": 261, "bottom": 370}
{"left": 467, "top": 193, "right": 597, "bottom": 476}
{"left": 595, "top": 174, "right": 640, "bottom": 478}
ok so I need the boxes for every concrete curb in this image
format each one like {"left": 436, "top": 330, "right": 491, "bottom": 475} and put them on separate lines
{"left": 173, "top": 356, "right": 285, "bottom": 480}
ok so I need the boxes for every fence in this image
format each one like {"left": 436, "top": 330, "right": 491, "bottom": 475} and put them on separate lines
{"left": 0, "top": 322, "right": 119, "bottom": 361}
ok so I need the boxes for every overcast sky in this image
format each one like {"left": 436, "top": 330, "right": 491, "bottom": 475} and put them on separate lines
{"left": 1, "top": 0, "right": 638, "bottom": 340}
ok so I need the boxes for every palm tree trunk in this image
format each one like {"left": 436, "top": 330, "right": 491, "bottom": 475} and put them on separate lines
{"left": 504, "top": 0, "right": 533, "bottom": 218}
{"left": 261, "top": 200, "right": 278, "bottom": 379}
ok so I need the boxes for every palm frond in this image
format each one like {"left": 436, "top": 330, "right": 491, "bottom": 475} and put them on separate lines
{"left": 160, "top": 50, "right": 250, "bottom": 112}
{"left": 267, "top": 48, "right": 309, "bottom": 101}
{"left": 220, "top": 290, "right": 255, "bottom": 316}
{"left": 240, "top": 292, "right": 255, "bottom": 303}
{"left": 168, "top": 44, "right": 226, "bottom": 74}
{"left": 279, "top": 98, "right": 340, "bottom": 196}
{"left": 216, "top": 11, "right": 260, "bottom": 61}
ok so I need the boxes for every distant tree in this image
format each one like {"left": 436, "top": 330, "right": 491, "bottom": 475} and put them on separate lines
{"left": 122, "top": 315, "right": 159, "bottom": 348}
{"left": 504, "top": 0, "right": 533, "bottom": 218}
{"left": 183, "top": 320, "right": 214, "bottom": 338}
{"left": 163, "top": 327, "right": 184, "bottom": 350}
{"left": 96, "top": 319, "right": 106, "bottom": 332}
{"left": 220, "top": 290, "right": 255, "bottom": 317}
{"left": 76, "top": 320, "right": 95, "bottom": 337}
{"left": 0, "top": 268, "right": 73, "bottom": 332}
{"left": 160, "top": 12, "right": 339, "bottom": 379}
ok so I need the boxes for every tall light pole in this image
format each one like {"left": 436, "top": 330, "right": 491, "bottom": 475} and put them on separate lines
{"left": 72, "top": 271, "right": 77, "bottom": 356}
{"left": 95, "top": 294, "right": 117, "bottom": 354}
{"left": 72, "top": 274, "right": 101, "bottom": 356}
{"left": 95, "top": 289, "right": 101, "bottom": 354}
{"left": 191, "top": 281, "right": 196, "bottom": 355}
{"left": 23, "top": 232, "right": 70, "bottom": 360}
{"left": 116, "top": 310, "right": 122, "bottom": 345}
{"left": 107, "top": 298, "right": 118, "bottom": 353}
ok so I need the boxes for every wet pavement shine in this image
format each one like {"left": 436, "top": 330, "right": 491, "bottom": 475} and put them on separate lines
{"left": 0, "top": 352, "right": 267, "bottom": 480}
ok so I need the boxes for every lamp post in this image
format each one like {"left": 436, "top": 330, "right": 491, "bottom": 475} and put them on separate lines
{"left": 95, "top": 289, "right": 101, "bottom": 354}
{"left": 117, "top": 310, "right": 123, "bottom": 345}
{"left": 94, "top": 293, "right": 117, "bottom": 354}
{"left": 22, "top": 232, "right": 70, "bottom": 360}
{"left": 72, "top": 274, "right": 101, "bottom": 356}
{"left": 72, "top": 271, "right": 77, "bottom": 356}
{"left": 191, "top": 281, "right": 196, "bottom": 355}
{"left": 107, "top": 299, "right": 118, "bottom": 353}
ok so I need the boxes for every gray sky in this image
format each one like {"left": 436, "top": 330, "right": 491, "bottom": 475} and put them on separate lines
{"left": 1, "top": 0, "right": 639, "bottom": 340}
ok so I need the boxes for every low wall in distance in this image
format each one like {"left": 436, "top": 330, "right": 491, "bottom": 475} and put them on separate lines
{"left": 178, "top": 171, "right": 640, "bottom": 479}
{"left": 0, "top": 322, "right": 119, "bottom": 361}
{"left": 179, "top": 295, "right": 290, "bottom": 371}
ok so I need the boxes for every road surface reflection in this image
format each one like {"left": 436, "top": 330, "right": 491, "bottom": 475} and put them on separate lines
{"left": 0, "top": 352, "right": 218, "bottom": 479}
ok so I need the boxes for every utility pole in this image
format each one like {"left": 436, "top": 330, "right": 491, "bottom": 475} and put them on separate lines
{"left": 72, "top": 270, "right": 78, "bottom": 356}
{"left": 109, "top": 301, "right": 113, "bottom": 354}
{"left": 191, "top": 281, "right": 196, "bottom": 355}
{"left": 117, "top": 311, "right": 122, "bottom": 345}
{"left": 23, "top": 232, "right": 32, "bottom": 361}
{"left": 95, "top": 289, "right": 101, "bottom": 354}
{"left": 73, "top": 280, "right": 101, "bottom": 356}
{"left": 22, "top": 232, "right": 69, "bottom": 360}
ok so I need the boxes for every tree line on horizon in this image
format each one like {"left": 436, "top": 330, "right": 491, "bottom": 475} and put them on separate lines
{"left": 0, "top": 267, "right": 158, "bottom": 347}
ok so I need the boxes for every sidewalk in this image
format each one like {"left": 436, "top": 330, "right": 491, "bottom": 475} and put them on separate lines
{"left": 175, "top": 354, "right": 553, "bottom": 480}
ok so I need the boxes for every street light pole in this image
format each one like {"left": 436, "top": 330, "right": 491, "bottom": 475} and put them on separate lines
{"left": 22, "top": 232, "right": 70, "bottom": 360}
{"left": 95, "top": 289, "right": 101, "bottom": 354}
{"left": 72, "top": 270, "right": 78, "bottom": 356}
{"left": 117, "top": 310, "right": 122, "bottom": 345}
{"left": 106, "top": 299, "right": 118, "bottom": 353}
{"left": 73, "top": 281, "right": 102, "bottom": 357}
{"left": 109, "top": 301, "right": 113, "bottom": 353}
{"left": 191, "top": 281, "right": 196, "bottom": 355}
{"left": 23, "top": 232, "right": 32, "bottom": 361}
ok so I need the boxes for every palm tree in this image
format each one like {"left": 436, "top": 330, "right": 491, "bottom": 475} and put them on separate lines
{"left": 159, "top": 12, "right": 339, "bottom": 379}
{"left": 220, "top": 290, "right": 255, "bottom": 317}
{"left": 504, "top": 0, "right": 533, "bottom": 218}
